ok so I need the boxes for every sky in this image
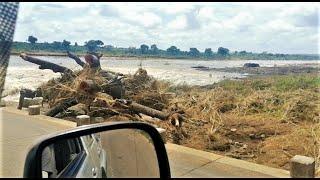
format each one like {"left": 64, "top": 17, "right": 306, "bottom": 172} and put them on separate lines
{"left": 14, "top": 2, "right": 319, "bottom": 54}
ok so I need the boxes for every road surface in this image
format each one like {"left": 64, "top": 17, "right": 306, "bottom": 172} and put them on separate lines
{"left": 0, "top": 107, "right": 76, "bottom": 177}
{"left": 0, "top": 107, "right": 290, "bottom": 177}
{"left": 100, "top": 129, "right": 160, "bottom": 177}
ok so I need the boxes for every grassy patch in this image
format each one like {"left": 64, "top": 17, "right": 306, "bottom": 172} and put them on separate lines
{"left": 272, "top": 74, "right": 320, "bottom": 91}
{"left": 163, "top": 73, "right": 320, "bottom": 170}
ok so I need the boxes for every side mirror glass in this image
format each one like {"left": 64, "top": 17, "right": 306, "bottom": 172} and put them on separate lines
{"left": 24, "top": 122, "right": 170, "bottom": 178}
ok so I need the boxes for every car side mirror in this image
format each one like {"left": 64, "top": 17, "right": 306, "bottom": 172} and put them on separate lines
{"left": 23, "top": 122, "right": 171, "bottom": 178}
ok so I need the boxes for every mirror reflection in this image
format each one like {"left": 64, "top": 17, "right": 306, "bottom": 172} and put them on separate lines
{"left": 41, "top": 129, "right": 159, "bottom": 178}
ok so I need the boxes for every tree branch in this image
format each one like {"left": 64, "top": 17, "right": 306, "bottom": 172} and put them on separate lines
{"left": 20, "top": 53, "right": 73, "bottom": 74}
{"left": 67, "top": 51, "right": 85, "bottom": 67}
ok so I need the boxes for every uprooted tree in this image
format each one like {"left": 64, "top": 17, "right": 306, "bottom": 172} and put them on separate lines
{"left": 19, "top": 51, "right": 185, "bottom": 127}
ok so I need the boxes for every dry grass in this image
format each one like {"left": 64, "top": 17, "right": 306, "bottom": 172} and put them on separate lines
{"left": 38, "top": 68, "right": 320, "bottom": 171}
{"left": 162, "top": 73, "right": 320, "bottom": 170}
{"left": 257, "top": 124, "right": 319, "bottom": 169}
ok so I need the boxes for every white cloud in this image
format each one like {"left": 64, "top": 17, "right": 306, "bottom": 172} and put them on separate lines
{"left": 263, "top": 19, "right": 295, "bottom": 32}
{"left": 223, "top": 12, "right": 254, "bottom": 30}
{"left": 13, "top": 2, "right": 319, "bottom": 54}
{"left": 157, "top": 3, "right": 196, "bottom": 14}
{"left": 123, "top": 11, "right": 162, "bottom": 28}
{"left": 167, "top": 15, "right": 188, "bottom": 30}
{"left": 198, "top": 6, "right": 215, "bottom": 20}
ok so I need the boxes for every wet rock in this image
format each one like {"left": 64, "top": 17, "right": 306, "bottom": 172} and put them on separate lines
{"left": 191, "top": 65, "right": 210, "bottom": 70}
{"left": 244, "top": 63, "right": 260, "bottom": 68}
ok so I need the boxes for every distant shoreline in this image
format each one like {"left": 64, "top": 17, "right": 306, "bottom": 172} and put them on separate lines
{"left": 10, "top": 52, "right": 320, "bottom": 61}
{"left": 10, "top": 51, "right": 193, "bottom": 60}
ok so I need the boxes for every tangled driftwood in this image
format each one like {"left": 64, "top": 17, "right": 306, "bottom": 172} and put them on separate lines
{"left": 19, "top": 52, "right": 185, "bottom": 127}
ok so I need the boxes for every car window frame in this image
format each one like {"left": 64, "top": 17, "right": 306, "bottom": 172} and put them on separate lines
{"left": 53, "top": 137, "right": 87, "bottom": 178}
{"left": 55, "top": 151, "right": 87, "bottom": 178}
{"left": 46, "top": 137, "right": 86, "bottom": 178}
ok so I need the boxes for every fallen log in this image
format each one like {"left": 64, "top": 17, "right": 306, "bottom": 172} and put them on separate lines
{"left": 129, "top": 101, "right": 169, "bottom": 120}
{"left": 67, "top": 51, "right": 85, "bottom": 67}
{"left": 116, "top": 99, "right": 168, "bottom": 120}
{"left": 20, "top": 53, "right": 73, "bottom": 74}
{"left": 45, "top": 98, "right": 78, "bottom": 117}
{"left": 115, "top": 99, "right": 185, "bottom": 126}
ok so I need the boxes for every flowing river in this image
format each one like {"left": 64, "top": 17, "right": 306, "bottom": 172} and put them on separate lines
{"left": 3, "top": 55, "right": 319, "bottom": 102}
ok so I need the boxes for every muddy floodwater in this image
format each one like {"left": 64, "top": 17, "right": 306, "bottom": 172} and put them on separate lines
{"left": 3, "top": 55, "right": 319, "bottom": 102}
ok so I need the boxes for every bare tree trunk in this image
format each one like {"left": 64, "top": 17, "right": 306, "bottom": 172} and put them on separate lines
{"left": 129, "top": 101, "right": 169, "bottom": 120}
{"left": 20, "top": 53, "right": 73, "bottom": 74}
{"left": 45, "top": 98, "right": 78, "bottom": 117}
{"left": 116, "top": 99, "right": 184, "bottom": 126}
{"left": 116, "top": 99, "right": 169, "bottom": 120}
{"left": 67, "top": 51, "right": 85, "bottom": 67}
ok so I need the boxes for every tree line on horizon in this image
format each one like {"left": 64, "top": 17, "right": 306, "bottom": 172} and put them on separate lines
{"left": 10, "top": 35, "right": 319, "bottom": 60}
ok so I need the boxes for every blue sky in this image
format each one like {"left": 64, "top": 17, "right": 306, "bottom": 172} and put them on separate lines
{"left": 14, "top": 2, "right": 319, "bottom": 54}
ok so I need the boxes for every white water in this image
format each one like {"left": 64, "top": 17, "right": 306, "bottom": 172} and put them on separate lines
{"left": 3, "top": 55, "right": 319, "bottom": 102}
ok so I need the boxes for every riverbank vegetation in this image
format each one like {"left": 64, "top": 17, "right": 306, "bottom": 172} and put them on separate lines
{"left": 165, "top": 73, "right": 319, "bottom": 171}
{"left": 11, "top": 36, "right": 319, "bottom": 60}
{"left": 36, "top": 63, "right": 319, "bottom": 171}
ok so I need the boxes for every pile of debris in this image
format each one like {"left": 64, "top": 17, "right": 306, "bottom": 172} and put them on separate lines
{"left": 15, "top": 52, "right": 320, "bottom": 171}
{"left": 18, "top": 51, "right": 186, "bottom": 131}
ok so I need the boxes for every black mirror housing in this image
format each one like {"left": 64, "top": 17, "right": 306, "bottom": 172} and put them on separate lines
{"left": 23, "top": 122, "right": 171, "bottom": 178}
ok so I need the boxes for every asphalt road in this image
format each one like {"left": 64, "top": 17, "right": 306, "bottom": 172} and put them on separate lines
{"left": 0, "top": 107, "right": 290, "bottom": 178}
{"left": 0, "top": 107, "right": 76, "bottom": 177}
{"left": 100, "top": 129, "right": 159, "bottom": 177}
